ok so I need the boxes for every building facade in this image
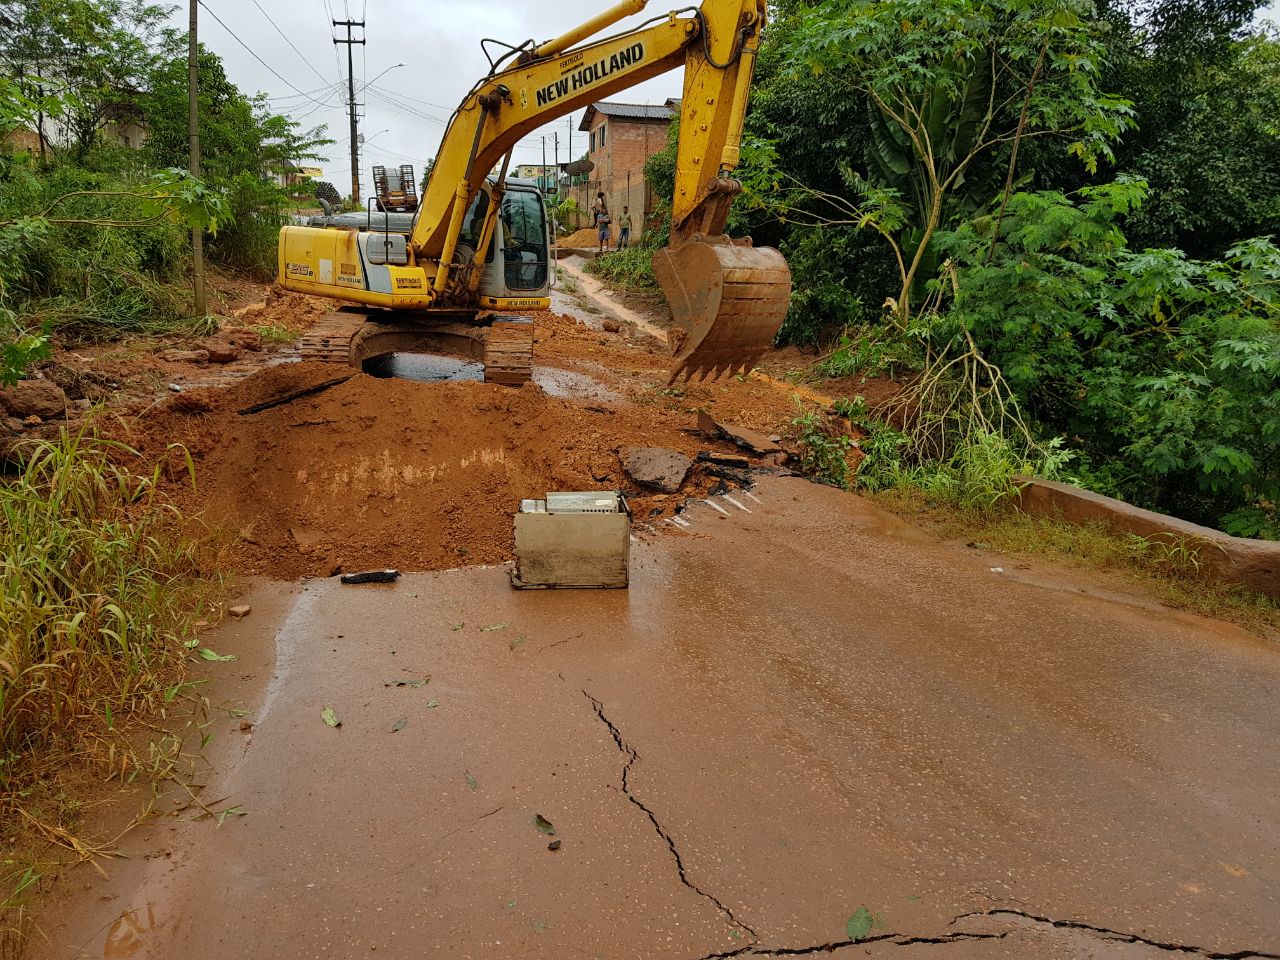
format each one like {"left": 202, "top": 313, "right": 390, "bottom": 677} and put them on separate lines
{"left": 574, "top": 100, "right": 676, "bottom": 233}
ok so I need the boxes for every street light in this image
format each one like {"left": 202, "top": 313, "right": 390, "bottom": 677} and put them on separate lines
{"left": 357, "top": 63, "right": 405, "bottom": 95}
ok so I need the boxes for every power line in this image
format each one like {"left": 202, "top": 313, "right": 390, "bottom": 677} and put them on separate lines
{"left": 369, "top": 86, "right": 455, "bottom": 112}
{"left": 251, "top": 0, "right": 332, "bottom": 86}
{"left": 319, "top": 0, "right": 346, "bottom": 81}
{"left": 196, "top": 0, "right": 336, "bottom": 108}
{"left": 264, "top": 82, "right": 344, "bottom": 103}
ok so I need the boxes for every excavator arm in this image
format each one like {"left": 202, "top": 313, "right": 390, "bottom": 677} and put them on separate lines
{"left": 417, "top": 0, "right": 790, "bottom": 379}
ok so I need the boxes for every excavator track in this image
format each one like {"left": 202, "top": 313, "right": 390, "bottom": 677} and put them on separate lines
{"left": 654, "top": 240, "right": 792, "bottom": 382}
{"left": 300, "top": 310, "right": 533, "bottom": 386}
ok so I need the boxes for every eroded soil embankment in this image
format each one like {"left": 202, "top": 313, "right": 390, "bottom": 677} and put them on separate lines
{"left": 126, "top": 360, "right": 754, "bottom": 579}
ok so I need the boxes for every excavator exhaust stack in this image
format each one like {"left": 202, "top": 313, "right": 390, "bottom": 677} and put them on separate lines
{"left": 654, "top": 238, "right": 792, "bottom": 383}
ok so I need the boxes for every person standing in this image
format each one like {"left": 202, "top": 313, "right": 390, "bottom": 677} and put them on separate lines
{"left": 617, "top": 206, "right": 632, "bottom": 250}
{"left": 592, "top": 191, "right": 611, "bottom": 253}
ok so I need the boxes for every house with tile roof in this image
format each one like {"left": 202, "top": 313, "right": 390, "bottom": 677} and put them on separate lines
{"left": 572, "top": 99, "right": 678, "bottom": 234}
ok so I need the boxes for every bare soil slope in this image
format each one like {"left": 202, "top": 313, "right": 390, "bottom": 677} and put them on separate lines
{"left": 130, "top": 360, "right": 755, "bottom": 579}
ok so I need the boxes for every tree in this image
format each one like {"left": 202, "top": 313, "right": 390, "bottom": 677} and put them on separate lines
{"left": 140, "top": 40, "right": 331, "bottom": 277}
{"left": 0, "top": 0, "right": 169, "bottom": 161}
{"left": 766, "top": 0, "right": 1133, "bottom": 326}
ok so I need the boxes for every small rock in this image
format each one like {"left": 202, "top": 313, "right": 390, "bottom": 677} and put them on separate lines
{"left": 601, "top": 319, "right": 621, "bottom": 333}
{"left": 200, "top": 339, "right": 241, "bottom": 364}
{"left": 547, "top": 840, "right": 562, "bottom": 851}
{"left": 225, "top": 328, "right": 264, "bottom": 352}
{"left": 158, "top": 349, "right": 211, "bottom": 364}
{"left": 239, "top": 720, "right": 254, "bottom": 732}
{"left": 622, "top": 447, "right": 693, "bottom": 493}
{"left": 228, "top": 604, "right": 252, "bottom": 618}
{"left": 170, "top": 391, "right": 213, "bottom": 414}
{"left": 0, "top": 379, "right": 67, "bottom": 421}
{"left": 168, "top": 383, "right": 182, "bottom": 393}
{"left": 22, "top": 415, "right": 40, "bottom": 427}
{"left": 1, "top": 416, "right": 24, "bottom": 435}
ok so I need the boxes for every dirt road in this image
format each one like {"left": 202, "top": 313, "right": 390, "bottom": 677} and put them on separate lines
{"left": 33, "top": 477, "right": 1280, "bottom": 959}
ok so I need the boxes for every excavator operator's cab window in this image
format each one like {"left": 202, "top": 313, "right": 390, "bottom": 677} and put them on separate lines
{"left": 500, "top": 190, "right": 547, "bottom": 291}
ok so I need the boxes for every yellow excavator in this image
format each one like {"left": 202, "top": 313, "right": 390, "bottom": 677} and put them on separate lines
{"left": 277, "top": 0, "right": 790, "bottom": 383}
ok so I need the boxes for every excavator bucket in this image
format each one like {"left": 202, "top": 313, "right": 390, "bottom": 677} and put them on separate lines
{"left": 654, "top": 240, "right": 792, "bottom": 382}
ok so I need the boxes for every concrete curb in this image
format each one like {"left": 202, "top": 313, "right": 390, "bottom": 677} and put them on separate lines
{"left": 1012, "top": 478, "right": 1280, "bottom": 597}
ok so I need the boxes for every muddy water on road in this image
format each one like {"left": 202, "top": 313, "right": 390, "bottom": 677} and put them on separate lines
{"left": 364, "top": 352, "right": 622, "bottom": 402}
{"left": 35, "top": 478, "right": 1280, "bottom": 960}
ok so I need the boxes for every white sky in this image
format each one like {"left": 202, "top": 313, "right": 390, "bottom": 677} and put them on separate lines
{"left": 176, "top": 0, "right": 687, "bottom": 188}
{"left": 177, "top": 0, "right": 1280, "bottom": 189}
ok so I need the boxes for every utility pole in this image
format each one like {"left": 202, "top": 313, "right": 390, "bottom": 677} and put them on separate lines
{"left": 188, "top": 0, "right": 205, "bottom": 316}
{"left": 333, "top": 18, "right": 366, "bottom": 203}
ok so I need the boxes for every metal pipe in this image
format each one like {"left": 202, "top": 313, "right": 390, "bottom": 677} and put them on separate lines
{"left": 533, "top": 0, "right": 648, "bottom": 59}
{"left": 433, "top": 108, "right": 491, "bottom": 295}
{"left": 467, "top": 150, "right": 515, "bottom": 293}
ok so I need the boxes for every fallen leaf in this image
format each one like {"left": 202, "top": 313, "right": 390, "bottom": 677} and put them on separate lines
{"left": 480, "top": 623, "right": 508, "bottom": 632}
{"left": 509, "top": 636, "right": 526, "bottom": 650}
{"left": 392, "top": 717, "right": 408, "bottom": 733}
{"left": 451, "top": 623, "right": 465, "bottom": 631}
{"left": 465, "top": 771, "right": 478, "bottom": 791}
{"left": 229, "top": 708, "right": 250, "bottom": 718}
{"left": 321, "top": 706, "right": 342, "bottom": 727}
{"left": 845, "top": 906, "right": 874, "bottom": 942}
{"left": 199, "top": 648, "right": 236, "bottom": 662}
{"left": 426, "top": 699, "right": 439, "bottom": 709}
{"left": 533, "top": 813, "right": 556, "bottom": 836}
{"left": 216, "top": 805, "right": 247, "bottom": 826}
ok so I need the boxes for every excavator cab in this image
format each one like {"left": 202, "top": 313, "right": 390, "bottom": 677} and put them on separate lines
{"left": 456, "top": 178, "right": 552, "bottom": 304}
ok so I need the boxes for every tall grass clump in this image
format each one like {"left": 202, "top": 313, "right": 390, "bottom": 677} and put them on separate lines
{"left": 583, "top": 245, "right": 658, "bottom": 291}
{"left": 0, "top": 425, "right": 213, "bottom": 812}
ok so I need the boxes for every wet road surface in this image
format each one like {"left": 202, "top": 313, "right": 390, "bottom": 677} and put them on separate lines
{"left": 34, "top": 477, "right": 1280, "bottom": 959}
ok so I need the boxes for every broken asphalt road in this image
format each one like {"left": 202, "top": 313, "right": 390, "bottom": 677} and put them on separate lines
{"left": 34, "top": 477, "right": 1280, "bottom": 959}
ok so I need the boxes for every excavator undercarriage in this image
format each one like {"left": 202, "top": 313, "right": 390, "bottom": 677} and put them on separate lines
{"left": 299, "top": 309, "right": 535, "bottom": 386}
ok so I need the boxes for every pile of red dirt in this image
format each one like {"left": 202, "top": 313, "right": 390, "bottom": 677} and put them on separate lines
{"left": 233, "top": 288, "right": 335, "bottom": 333}
{"left": 559, "top": 227, "right": 603, "bottom": 247}
{"left": 127, "top": 362, "right": 755, "bottom": 579}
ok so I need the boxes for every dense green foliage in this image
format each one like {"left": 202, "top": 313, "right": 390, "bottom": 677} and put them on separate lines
{"left": 680, "top": 0, "right": 1280, "bottom": 537}
{"left": 0, "top": 0, "right": 329, "bottom": 372}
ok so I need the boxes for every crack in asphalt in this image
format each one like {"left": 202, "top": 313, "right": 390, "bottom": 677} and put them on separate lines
{"left": 582, "top": 691, "right": 760, "bottom": 942}
{"left": 692, "top": 908, "right": 1280, "bottom": 959}
{"left": 954, "top": 908, "right": 1280, "bottom": 959}
{"left": 693, "top": 930, "right": 1006, "bottom": 959}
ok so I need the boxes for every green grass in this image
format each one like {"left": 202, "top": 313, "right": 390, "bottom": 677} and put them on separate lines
{"left": 252, "top": 324, "right": 299, "bottom": 345}
{"left": 583, "top": 246, "right": 657, "bottom": 291}
{"left": 0, "top": 423, "right": 223, "bottom": 945}
{"left": 875, "top": 487, "right": 1280, "bottom": 633}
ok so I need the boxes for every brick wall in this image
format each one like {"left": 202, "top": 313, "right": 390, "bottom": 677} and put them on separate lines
{"left": 578, "top": 114, "right": 669, "bottom": 238}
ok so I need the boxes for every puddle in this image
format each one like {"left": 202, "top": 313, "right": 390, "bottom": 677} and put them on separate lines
{"left": 362, "top": 352, "right": 621, "bottom": 401}
{"left": 534, "top": 366, "right": 621, "bottom": 401}
{"left": 103, "top": 905, "right": 159, "bottom": 959}
{"left": 364, "top": 352, "right": 483, "bottom": 382}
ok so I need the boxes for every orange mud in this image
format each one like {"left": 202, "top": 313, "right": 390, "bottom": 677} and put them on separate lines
{"left": 128, "top": 353, "right": 774, "bottom": 580}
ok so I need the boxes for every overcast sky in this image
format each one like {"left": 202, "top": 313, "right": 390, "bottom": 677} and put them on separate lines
{"left": 177, "top": 0, "right": 1280, "bottom": 190}
{"left": 176, "top": 0, "right": 687, "bottom": 189}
